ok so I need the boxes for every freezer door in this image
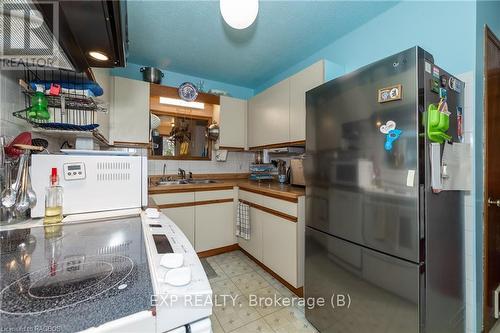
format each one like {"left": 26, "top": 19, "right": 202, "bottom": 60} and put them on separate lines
{"left": 305, "top": 226, "right": 419, "bottom": 333}
{"left": 305, "top": 47, "right": 420, "bottom": 262}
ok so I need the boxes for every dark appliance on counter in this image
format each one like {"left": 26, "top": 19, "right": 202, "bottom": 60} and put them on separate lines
{"left": 151, "top": 129, "right": 163, "bottom": 155}
{"left": 304, "top": 47, "right": 465, "bottom": 333}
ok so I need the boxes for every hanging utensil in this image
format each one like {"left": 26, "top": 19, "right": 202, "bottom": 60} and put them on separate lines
{"left": 2, "top": 153, "right": 27, "bottom": 208}
{"left": 26, "top": 167, "right": 36, "bottom": 209}
{"left": 15, "top": 157, "right": 30, "bottom": 214}
{"left": 207, "top": 121, "right": 220, "bottom": 141}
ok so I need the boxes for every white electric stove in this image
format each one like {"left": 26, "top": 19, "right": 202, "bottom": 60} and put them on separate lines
{"left": 0, "top": 154, "right": 212, "bottom": 333}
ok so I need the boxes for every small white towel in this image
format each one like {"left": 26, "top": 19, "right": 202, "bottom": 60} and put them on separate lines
{"left": 236, "top": 201, "right": 250, "bottom": 240}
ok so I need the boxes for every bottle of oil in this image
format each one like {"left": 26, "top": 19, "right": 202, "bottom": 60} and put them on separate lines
{"left": 44, "top": 168, "right": 63, "bottom": 225}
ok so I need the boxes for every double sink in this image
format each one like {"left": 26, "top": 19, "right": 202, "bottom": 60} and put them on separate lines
{"left": 156, "top": 179, "right": 219, "bottom": 186}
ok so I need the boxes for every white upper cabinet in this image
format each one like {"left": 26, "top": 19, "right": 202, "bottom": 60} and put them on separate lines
{"left": 91, "top": 68, "right": 111, "bottom": 142}
{"left": 247, "top": 60, "right": 325, "bottom": 148}
{"left": 109, "top": 76, "right": 150, "bottom": 145}
{"left": 218, "top": 96, "right": 247, "bottom": 149}
{"left": 289, "top": 60, "right": 325, "bottom": 142}
{"left": 248, "top": 79, "right": 290, "bottom": 148}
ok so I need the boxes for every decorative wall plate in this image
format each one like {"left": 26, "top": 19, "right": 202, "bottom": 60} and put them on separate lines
{"left": 178, "top": 82, "right": 198, "bottom": 102}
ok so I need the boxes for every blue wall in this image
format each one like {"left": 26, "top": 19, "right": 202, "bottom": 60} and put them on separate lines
{"left": 255, "top": 1, "right": 477, "bottom": 94}
{"left": 111, "top": 63, "right": 254, "bottom": 100}
{"left": 474, "top": 1, "right": 500, "bottom": 332}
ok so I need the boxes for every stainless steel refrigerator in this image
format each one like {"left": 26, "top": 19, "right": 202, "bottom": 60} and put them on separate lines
{"left": 304, "top": 47, "right": 464, "bottom": 333}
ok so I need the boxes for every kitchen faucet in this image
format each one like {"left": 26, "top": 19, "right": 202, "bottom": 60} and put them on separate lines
{"left": 178, "top": 168, "right": 186, "bottom": 179}
{"left": 158, "top": 163, "right": 173, "bottom": 182}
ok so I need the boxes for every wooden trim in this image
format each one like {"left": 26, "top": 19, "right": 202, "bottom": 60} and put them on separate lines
{"left": 197, "top": 244, "right": 239, "bottom": 258}
{"left": 150, "top": 84, "right": 220, "bottom": 105}
{"left": 238, "top": 246, "right": 303, "bottom": 297}
{"left": 192, "top": 186, "right": 235, "bottom": 193}
{"left": 149, "top": 173, "right": 249, "bottom": 182}
{"left": 239, "top": 199, "right": 297, "bottom": 222}
{"left": 158, "top": 198, "right": 233, "bottom": 209}
{"left": 148, "top": 155, "right": 212, "bottom": 161}
{"left": 195, "top": 198, "right": 233, "bottom": 206}
{"left": 158, "top": 202, "right": 196, "bottom": 209}
{"left": 239, "top": 187, "right": 298, "bottom": 203}
{"left": 249, "top": 140, "right": 305, "bottom": 151}
{"left": 151, "top": 109, "right": 213, "bottom": 121}
{"left": 218, "top": 146, "right": 246, "bottom": 152}
{"left": 112, "top": 141, "right": 151, "bottom": 148}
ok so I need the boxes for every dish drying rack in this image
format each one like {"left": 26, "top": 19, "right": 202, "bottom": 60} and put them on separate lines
{"left": 13, "top": 67, "right": 107, "bottom": 133}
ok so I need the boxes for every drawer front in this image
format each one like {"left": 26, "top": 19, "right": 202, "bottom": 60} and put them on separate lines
{"left": 195, "top": 189, "right": 235, "bottom": 202}
{"left": 239, "top": 189, "right": 297, "bottom": 217}
{"left": 151, "top": 192, "right": 194, "bottom": 205}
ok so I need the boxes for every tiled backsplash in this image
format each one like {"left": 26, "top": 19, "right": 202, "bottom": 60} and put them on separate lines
{"left": 148, "top": 151, "right": 255, "bottom": 175}
{"left": 1, "top": 70, "right": 29, "bottom": 137}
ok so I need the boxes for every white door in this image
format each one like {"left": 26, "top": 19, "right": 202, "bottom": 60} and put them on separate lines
{"left": 289, "top": 60, "right": 324, "bottom": 142}
{"left": 248, "top": 79, "right": 290, "bottom": 148}
{"left": 161, "top": 207, "right": 195, "bottom": 246}
{"left": 110, "top": 77, "right": 150, "bottom": 144}
{"left": 195, "top": 202, "right": 235, "bottom": 252}
{"left": 262, "top": 212, "right": 298, "bottom": 287}
{"left": 219, "top": 96, "right": 247, "bottom": 149}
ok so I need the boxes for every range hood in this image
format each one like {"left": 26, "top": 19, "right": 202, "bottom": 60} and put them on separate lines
{"left": 33, "top": 0, "right": 128, "bottom": 76}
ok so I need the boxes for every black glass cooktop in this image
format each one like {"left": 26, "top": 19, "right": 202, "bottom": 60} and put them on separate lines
{"left": 0, "top": 217, "right": 154, "bottom": 332}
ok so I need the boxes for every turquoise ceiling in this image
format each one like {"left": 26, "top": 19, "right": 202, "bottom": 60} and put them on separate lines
{"left": 127, "top": 1, "right": 398, "bottom": 88}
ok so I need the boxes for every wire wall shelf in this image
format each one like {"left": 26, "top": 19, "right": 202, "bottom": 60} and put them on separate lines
{"left": 13, "top": 66, "right": 108, "bottom": 134}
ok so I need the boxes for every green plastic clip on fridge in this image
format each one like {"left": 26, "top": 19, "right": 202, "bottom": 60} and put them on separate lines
{"left": 425, "top": 99, "right": 452, "bottom": 143}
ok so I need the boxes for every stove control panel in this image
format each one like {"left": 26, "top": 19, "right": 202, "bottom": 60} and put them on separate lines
{"left": 63, "top": 162, "right": 86, "bottom": 181}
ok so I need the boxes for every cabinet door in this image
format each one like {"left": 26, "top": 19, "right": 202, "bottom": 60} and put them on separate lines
{"left": 195, "top": 202, "right": 235, "bottom": 252}
{"left": 161, "top": 207, "right": 195, "bottom": 246}
{"left": 248, "top": 79, "right": 290, "bottom": 148}
{"left": 238, "top": 207, "right": 263, "bottom": 261}
{"left": 110, "top": 77, "right": 150, "bottom": 144}
{"left": 219, "top": 96, "right": 247, "bottom": 149}
{"left": 262, "top": 212, "right": 298, "bottom": 287}
{"left": 289, "top": 61, "right": 324, "bottom": 142}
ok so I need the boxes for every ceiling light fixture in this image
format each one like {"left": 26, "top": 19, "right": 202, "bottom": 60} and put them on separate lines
{"left": 220, "top": 0, "right": 259, "bottom": 30}
{"left": 89, "top": 51, "right": 109, "bottom": 61}
{"left": 159, "top": 97, "right": 205, "bottom": 110}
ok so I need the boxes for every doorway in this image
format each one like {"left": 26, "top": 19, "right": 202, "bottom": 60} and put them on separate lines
{"left": 484, "top": 25, "right": 500, "bottom": 333}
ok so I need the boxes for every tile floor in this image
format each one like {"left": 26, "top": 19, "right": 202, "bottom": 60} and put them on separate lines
{"left": 204, "top": 250, "right": 317, "bottom": 333}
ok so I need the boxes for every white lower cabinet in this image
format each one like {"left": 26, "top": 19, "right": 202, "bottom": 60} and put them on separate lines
{"left": 155, "top": 189, "right": 236, "bottom": 252}
{"left": 238, "top": 207, "right": 263, "bottom": 261}
{"left": 262, "top": 212, "right": 298, "bottom": 287}
{"left": 195, "top": 201, "right": 235, "bottom": 252}
{"left": 161, "top": 207, "right": 195, "bottom": 246}
{"left": 237, "top": 190, "right": 304, "bottom": 289}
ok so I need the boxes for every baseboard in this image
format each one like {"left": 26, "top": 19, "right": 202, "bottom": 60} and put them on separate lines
{"left": 197, "top": 244, "right": 239, "bottom": 258}
{"left": 198, "top": 244, "right": 304, "bottom": 297}
{"left": 238, "top": 246, "right": 304, "bottom": 297}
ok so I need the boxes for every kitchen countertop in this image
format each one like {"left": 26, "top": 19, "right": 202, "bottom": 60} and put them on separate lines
{"left": 148, "top": 175, "right": 305, "bottom": 202}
